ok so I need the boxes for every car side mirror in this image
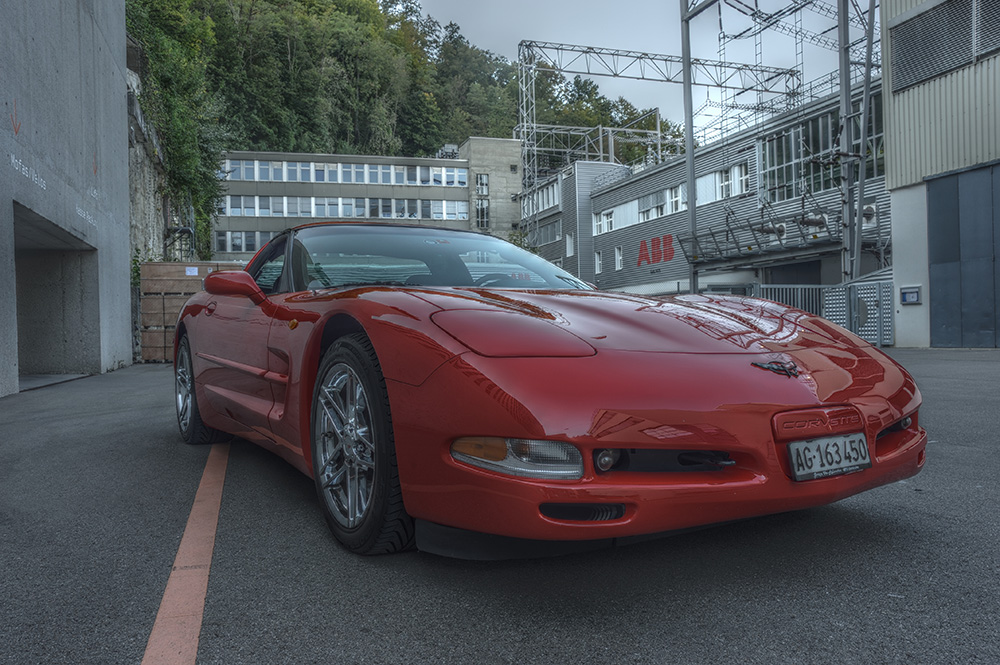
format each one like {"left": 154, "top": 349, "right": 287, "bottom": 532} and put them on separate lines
{"left": 204, "top": 270, "right": 267, "bottom": 305}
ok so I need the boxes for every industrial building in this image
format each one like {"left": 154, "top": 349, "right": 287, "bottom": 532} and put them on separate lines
{"left": 884, "top": 0, "right": 1000, "bottom": 348}
{"left": 215, "top": 137, "right": 522, "bottom": 260}
{"left": 530, "top": 82, "right": 888, "bottom": 299}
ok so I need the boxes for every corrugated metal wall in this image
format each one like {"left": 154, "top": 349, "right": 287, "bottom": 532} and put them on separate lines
{"left": 884, "top": 0, "right": 1000, "bottom": 189}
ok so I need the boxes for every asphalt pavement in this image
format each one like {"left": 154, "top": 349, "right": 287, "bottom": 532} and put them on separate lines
{"left": 1, "top": 349, "right": 998, "bottom": 664}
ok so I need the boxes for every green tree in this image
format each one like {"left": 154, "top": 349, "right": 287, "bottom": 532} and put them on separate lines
{"left": 127, "top": 0, "right": 229, "bottom": 259}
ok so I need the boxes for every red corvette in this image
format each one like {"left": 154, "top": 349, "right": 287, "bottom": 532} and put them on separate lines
{"left": 173, "top": 222, "right": 926, "bottom": 558}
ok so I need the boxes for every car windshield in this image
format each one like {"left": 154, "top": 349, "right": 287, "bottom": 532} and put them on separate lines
{"left": 289, "top": 224, "right": 592, "bottom": 291}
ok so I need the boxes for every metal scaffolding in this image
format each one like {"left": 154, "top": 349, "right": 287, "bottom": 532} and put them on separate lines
{"left": 517, "top": 39, "right": 800, "bottom": 244}
{"left": 517, "top": 1, "right": 881, "bottom": 287}
{"left": 679, "top": 0, "right": 881, "bottom": 286}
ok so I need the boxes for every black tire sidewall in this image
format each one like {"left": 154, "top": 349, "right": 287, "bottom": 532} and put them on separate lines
{"left": 311, "top": 334, "right": 397, "bottom": 553}
{"left": 176, "top": 336, "right": 199, "bottom": 443}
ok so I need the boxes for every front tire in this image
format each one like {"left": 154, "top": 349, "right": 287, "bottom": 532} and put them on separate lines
{"left": 175, "top": 334, "right": 229, "bottom": 445}
{"left": 311, "top": 334, "right": 413, "bottom": 554}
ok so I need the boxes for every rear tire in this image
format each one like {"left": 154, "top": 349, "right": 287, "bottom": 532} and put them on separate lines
{"left": 311, "top": 334, "right": 414, "bottom": 554}
{"left": 175, "top": 335, "right": 229, "bottom": 445}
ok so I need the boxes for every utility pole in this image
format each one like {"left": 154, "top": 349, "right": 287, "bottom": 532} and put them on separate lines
{"left": 680, "top": 0, "right": 719, "bottom": 294}
{"left": 838, "top": 0, "right": 857, "bottom": 282}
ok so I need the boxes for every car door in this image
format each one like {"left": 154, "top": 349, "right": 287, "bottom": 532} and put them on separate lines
{"left": 195, "top": 235, "right": 288, "bottom": 436}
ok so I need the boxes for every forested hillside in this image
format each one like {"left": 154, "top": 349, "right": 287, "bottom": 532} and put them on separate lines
{"left": 125, "top": 0, "right": 677, "bottom": 256}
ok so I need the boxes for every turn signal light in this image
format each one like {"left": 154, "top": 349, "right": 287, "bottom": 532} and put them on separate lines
{"left": 451, "top": 437, "right": 583, "bottom": 479}
{"left": 450, "top": 436, "right": 507, "bottom": 462}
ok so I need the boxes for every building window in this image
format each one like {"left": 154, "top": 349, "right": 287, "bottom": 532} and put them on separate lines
{"left": 476, "top": 198, "right": 490, "bottom": 228}
{"left": 228, "top": 160, "right": 254, "bottom": 181}
{"left": 407, "top": 166, "right": 418, "bottom": 185}
{"left": 476, "top": 173, "right": 489, "bottom": 196}
{"left": 595, "top": 210, "right": 614, "bottom": 235}
{"left": 732, "top": 162, "right": 749, "bottom": 196}
{"left": 432, "top": 200, "right": 444, "bottom": 219}
{"left": 457, "top": 169, "right": 468, "bottom": 187}
{"left": 457, "top": 200, "right": 469, "bottom": 220}
{"left": 538, "top": 220, "right": 561, "bottom": 244}
{"left": 639, "top": 191, "right": 666, "bottom": 222}
{"left": 566, "top": 233, "right": 575, "bottom": 257}
{"left": 272, "top": 196, "right": 284, "bottom": 216}
{"left": 696, "top": 173, "right": 718, "bottom": 206}
{"left": 594, "top": 251, "right": 603, "bottom": 274}
{"left": 259, "top": 197, "right": 271, "bottom": 216}
{"left": 432, "top": 167, "right": 443, "bottom": 186}
{"left": 215, "top": 231, "right": 227, "bottom": 252}
{"left": 615, "top": 246, "right": 623, "bottom": 271}
{"left": 668, "top": 184, "right": 686, "bottom": 214}
{"left": 761, "top": 128, "right": 802, "bottom": 202}
{"left": 421, "top": 199, "right": 432, "bottom": 219}
{"left": 718, "top": 168, "right": 732, "bottom": 200}
{"left": 287, "top": 161, "right": 310, "bottom": 182}
{"left": 510, "top": 164, "right": 518, "bottom": 173}
{"left": 420, "top": 166, "right": 431, "bottom": 186}
{"left": 316, "top": 197, "right": 338, "bottom": 218}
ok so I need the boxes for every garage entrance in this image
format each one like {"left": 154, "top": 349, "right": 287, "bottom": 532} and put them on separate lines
{"left": 13, "top": 203, "right": 101, "bottom": 388}
{"left": 927, "top": 163, "right": 1000, "bottom": 348}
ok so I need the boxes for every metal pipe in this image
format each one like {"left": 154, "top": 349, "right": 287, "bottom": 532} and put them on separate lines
{"left": 853, "top": 0, "right": 877, "bottom": 280}
{"left": 837, "top": 0, "right": 856, "bottom": 282}
{"left": 681, "top": 0, "right": 699, "bottom": 293}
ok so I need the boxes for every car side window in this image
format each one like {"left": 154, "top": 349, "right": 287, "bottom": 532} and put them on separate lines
{"left": 248, "top": 236, "right": 288, "bottom": 295}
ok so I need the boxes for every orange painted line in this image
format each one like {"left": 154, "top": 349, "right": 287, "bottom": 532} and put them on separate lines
{"left": 142, "top": 443, "right": 230, "bottom": 665}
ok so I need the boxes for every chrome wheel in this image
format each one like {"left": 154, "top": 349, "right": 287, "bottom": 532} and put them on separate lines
{"left": 315, "top": 362, "right": 376, "bottom": 529}
{"left": 175, "top": 338, "right": 194, "bottom": 433}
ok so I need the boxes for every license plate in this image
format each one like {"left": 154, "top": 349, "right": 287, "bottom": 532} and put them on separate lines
{"left": 787, "top": 433, "right": 871, "bottom": 481}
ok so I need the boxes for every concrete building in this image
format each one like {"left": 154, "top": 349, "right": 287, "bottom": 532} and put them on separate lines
{"left": 1, "top": 1, "right": 131, "bottom": 398}
{"left": 215, "top": 137, "right": 522, "bottom": 260}
{"left": 884, "top": 0, "right": 1000, "bottom": 348}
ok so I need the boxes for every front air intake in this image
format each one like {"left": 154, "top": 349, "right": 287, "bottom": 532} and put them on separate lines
{"left": 540, "top": 503, "right": 626, "bottom": 522}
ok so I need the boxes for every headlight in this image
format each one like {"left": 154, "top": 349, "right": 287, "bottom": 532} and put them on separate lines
{"left": 451, "top": 437, "right": 584, "bottom": 479}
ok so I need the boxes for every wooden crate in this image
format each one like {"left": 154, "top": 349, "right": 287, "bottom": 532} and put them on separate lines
{"left": 138, "top": 261, "right": 242, "bottom": 362}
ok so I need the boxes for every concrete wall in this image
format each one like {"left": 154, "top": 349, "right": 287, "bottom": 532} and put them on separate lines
{"left": 459, "top": 137, "right": 522, "bottom": 238}
{"left": 1, "top": 1, "right": 131, "bottom": 396}
{"left": 890, "top": 184, "right": 931, "bottom": 347}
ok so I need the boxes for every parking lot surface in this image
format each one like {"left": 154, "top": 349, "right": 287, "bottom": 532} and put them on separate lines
{"left": 1, "top": 349, "right": 998, "bottom": 664}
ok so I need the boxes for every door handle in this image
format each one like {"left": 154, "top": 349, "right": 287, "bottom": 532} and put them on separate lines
{"left": 206, "top": 301, "right": 217, "bottom": 316}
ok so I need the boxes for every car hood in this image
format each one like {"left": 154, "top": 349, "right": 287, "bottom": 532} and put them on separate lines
{"left": 411, "top": 287, "right": 858, "bottom": 356}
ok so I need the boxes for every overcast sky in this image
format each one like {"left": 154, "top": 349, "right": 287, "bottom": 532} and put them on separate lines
{"left": 418, "top": 0, "right": 854, "bottom": 125}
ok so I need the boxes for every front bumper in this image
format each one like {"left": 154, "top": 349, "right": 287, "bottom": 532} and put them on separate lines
{"left": 388, "top": 352, "right": 926, "bottom": 550}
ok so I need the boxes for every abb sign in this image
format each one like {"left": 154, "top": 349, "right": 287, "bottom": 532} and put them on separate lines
{"left": 637, "top": 235, "right": 675, "bottom": 267}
